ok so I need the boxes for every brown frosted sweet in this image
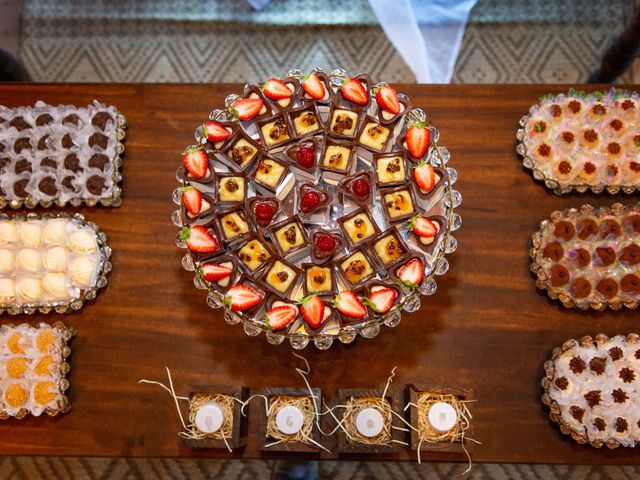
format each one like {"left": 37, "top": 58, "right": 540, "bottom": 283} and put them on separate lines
{"left": 595, "top": 246, "right": 616, "bottom": 266}
{"left": 596, "top": 278, "right": 619, "bottom": 299}
{"left": 578, "top": 218, "right": 598, "bottom": 239}
{"left": 550, "top": 264, "right": 570, "bottom": 286}
{"left": 572, "top": 277, "right": 592, "bottom": 298}
{"left": 600, "top": 219, "right": 621, "bottom": 239}
{"left": 543, "top": 241, "right": 564, "bottom": 261}
{"left": 575, "top": 248, "right": 591, "bottom": 267}
{"left": 620, "top": 244, "right": 640, "bottom": 265}
{"left": 554, "top": 221, "right": 575, "bottom": 241}
{"left": 621, "top": 274, "right": 640, "bottom": 293}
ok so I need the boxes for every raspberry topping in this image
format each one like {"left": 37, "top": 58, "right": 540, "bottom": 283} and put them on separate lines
{"left": 316, "top": 233, "right": 336, "bottom": 252}
{"left": 297, "top": 147, "right": 315, "bottom": 168}
{"left": 351, "top": 178, "right": 370, "bottom": 198}
{"left": 254, "top": 202, "right": 275, "bottom": 227}
{"left": 300, "top": 191, "right": 321, "bottom": 213}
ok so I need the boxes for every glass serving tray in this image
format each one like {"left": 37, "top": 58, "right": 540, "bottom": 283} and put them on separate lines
{"left": 172, "top": 68, "right": 461, "bottom": 350}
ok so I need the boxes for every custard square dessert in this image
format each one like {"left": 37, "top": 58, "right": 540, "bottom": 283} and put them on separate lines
{"left": 235, "top": 234, "right": 274, "bottom": 273}
{"left": 251, "top": 155, "right": 289, "bottom": 193}
{"left": 302, "top": 262, "right": 336, "bottom": 296}
{"left": 320, "top": 136, "right": 356, "bottom": 175}
{"left": 256, "top": 114, "right": 293, "bottom": 149}
{"left": 357, "top": 115, "right": 392, "bottom": 152}
{"left": 223, "top": 132, "right": 261, "bottom": 170}
{"left": 216, "top": 172, "right": 247, "bottom": 204}
{"left": 337, "top": 207, "right": 381, "bottom": 248}
{"left": 289, "top": 105, "right": 323, "bottom": 137}
{"left": 380, "top": 185, "right": 417, "bottom": 224}
{"left": 373, "top": 152, "right": 409, "bottom": 187}
{"left": 327, "top": 105, "right": 361, "bottom": 140}
{"left": 216, "top": 206, "right": 252, "bottom": 244}
{"left": 335, "top": 248, "right": 376, "bottom": 288}
{"left": 268, "top": 215, "right": 310, "bottom": 258}
{"left": 259, "top": 257, "right": 302, "bottom": 298}
{"left": 368, "top": 226, "right": 410, "bottom": 268}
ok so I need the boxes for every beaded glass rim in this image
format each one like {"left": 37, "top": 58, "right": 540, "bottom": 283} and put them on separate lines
{"left": 173, "top": 67, "right": 461, "bottom": 350}
{"left": 516, "top": 88, "right": 639, "bottom": 196}
{"left": 0, "top": 211, "right": 112, "bottom": 315}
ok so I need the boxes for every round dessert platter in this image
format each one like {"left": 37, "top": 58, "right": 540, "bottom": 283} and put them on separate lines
{"left": 516, "top": 88, "right": 640, "bottom": 195}
{"left": 0, "top": 212, "right": 112, "bottom": 315}
{"left": 172, "top": 68, "right": 461, "bottom": 350}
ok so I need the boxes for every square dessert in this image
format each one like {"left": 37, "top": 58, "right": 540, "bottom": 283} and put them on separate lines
{"left": 327, "top": 105, "right": 361, "bottom": 140}
{"left": 215, "top": 171, "right": 247, "bottom": 204}
{"left": 235, "top": 234, "right": 274, "bottom": 273}
{"left": 320, "top": 136, "right": 357, "bottom": 175}
{"left": 373, "top": 152, "right": 409, "bottom": 187}
{"left": 357, "top": 116, "right": 392, "bottom": 152}
{"left": 338, "top": 207, "right": 381, "bottom": 248}
{"left": 259, "top": 257, "right": 302, "bottom": 299}
{"left": 335, "top": 248, "right": 376, "bottom": 288}
{"left": 380, "top": 185, "right": 417, "bottom": 225}
{"left": 268, "top": 215, "right": 310, "bottom": 259}
{"left": 222, "top": 132, "right": 261, "bottom": 170}
{"left": 216, "top": 206, "right": 252, "bottom": 245}
{"left": 302, "top": 263, "right": 336, "bottom": 296}
{"left": 256, "top": 114, "right": 293, "bottom": 149}
{"left": 289, "top": 105, "right": 323, "bottom": 137}
{"left": 369, "top": 226, "right": 410, "bottom": 269}
{"left": 251, "top": 155, "right": 289, "bottom": 193}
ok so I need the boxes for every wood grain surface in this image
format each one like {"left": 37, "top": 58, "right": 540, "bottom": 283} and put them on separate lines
{"left": 0, "top": 83, "right": 639, "bottom": 463}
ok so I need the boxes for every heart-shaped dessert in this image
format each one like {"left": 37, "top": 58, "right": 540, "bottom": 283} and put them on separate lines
{"left": 299, "top": 71, "right": 335, "bottom": 105}
{"left": 262, "top": 76, "right": 300, "bottom": 112}
{"left": 297, "top": 182, "right": 332, "bottom": 217}
{"left": 245, "top": 195, "right": 280, "bottom": 229}
{"left": 228, "top": 85, "right": 273, "bottom": 122}
{"left": 283, "top": 136, "right": 319, "bottom": 172}
{"left": 338, "top": 170, "right": 374, "bottom": 206}
{"left": 309, "top": 229, "right": 345, "bottom": 264}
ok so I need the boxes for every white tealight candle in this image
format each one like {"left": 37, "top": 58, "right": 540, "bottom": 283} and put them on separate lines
{"left": 427, "top": 401, "right": 458, "bottom": 432}
{"left": 355, "top": 407, "right": 384, "bottom": 438}
{"left": 275, "top": 405, "right": 304, "bottom": 435}
{"left": 194, "top": 402, "right": 224, "bottom": 434}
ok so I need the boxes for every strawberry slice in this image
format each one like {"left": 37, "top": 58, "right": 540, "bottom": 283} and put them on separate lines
{"left": 264, "top": 305, "right": 298, "bottom": 330}
{"left": 396, "top": 258, "right": 424, "bottom": 290}
{"left": 408, "top": 214, "right": 438, "bottom": 238}
{"left": 182, "top": 186, "right": 202, "bottom": 215}
{"left": 232, "top": 97, "right": 264, "bottom": 121}
{"left": 200, "top": 263, "right": 233, "bottom": 281}
{"left": 364, "top": 287, "right": 398, "bottom": 314}
{"left": 302, "top": 73, "right": 326, "bottom": 100}
{"left": 375, "top": 85, "right": 400, "bottom": 114}
{"left": 182, "top": 146, "right": 209, "bottom": 179}
{"left": 263, "top": 78, "right": 293, "bottom": 100}
{"left": 413, "top": 161, "right": 436, "bottom": 193}
{"left": 406, "top": 121, "right": 430, "bottom": 159}
{"left": 334, "top": 290, "right": 366, "bottom": 318}
{"left": 224, "top": 285, "right": 263, "bottom": 312}
{"left": 298, "top": 295, "right": 325, "bottom": 329}
{"left": 179, "top": 225, "right": 219, "bottom": 253}
{"left": 340, "top": 78, "right": 368, "bottom": 105}
{"left": 203, "top": 120, "right": 231, "bottom": 143}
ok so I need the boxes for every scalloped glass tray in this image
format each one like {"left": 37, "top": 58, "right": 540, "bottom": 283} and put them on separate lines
{"left": 172, "top": 68, "right": 461, "bottom": 350}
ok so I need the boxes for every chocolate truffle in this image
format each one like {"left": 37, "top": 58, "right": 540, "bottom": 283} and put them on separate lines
{"left": 9, "top": 116, "right": 31, "bottom": 131}
{"left": 596, "top": 278, "right": 618, "bottom": 299}
{"left": 13, "top": 137, "right": 32, "bottom": 154}
{"left": 40, "top": 157, "right": 57, "bottom": 170}
{"left": 37, "top": 135, "right": 51, "bottom": 151}
{"left": 543, "top": 241, "right": 564, "bottom": 261}
{"left": 38, "top": 177, "right": 57, "bottom": 196}
{"left": 35, "top": 113, "right": 53, "bottom": 126}
{"left": 86, "top": 175, "right": 106, "bottom": 195}
{"left": 62, "top": 113, "right": 80, "bottom": 126}
{"left": 91, "top": 111, "right": 114, "bottom": 130}
{"left": 61, "top": 176, "right": 76, "bottom": 191}
{"left": 14, "top": 159, "right": 32, "bottom": 174}
{"left": 595, "top": 246, "right": 616, "bottom": 266}
{"left": 578, "top": 218, "right": 598, "bottom": 240}
{"left": 64, "top": 153, "right": 81, "bottom": 172}
{"left": 589, "top": 357, "right": 606, "bottom": 375}
{"left": 88, "top": 153, "right": 109, "bottom": 171}
{"left": 575, "top": 248, "right": 591, "bottom": 267}
{"left": 88, "top": 132, "right": 109, "bottom": 149}
{"left": 621, "top": 274, "right": 640, "bottom": 293}
{"left": 61, "top": 133, "right": 74, "bottom": 149}
{"left": 572, "top": 277, "right": 592, "bottom": 298}
{"left": 550, "top": 264, "right": 570, "bottom": 286}
{"left": 13, "top": 178, "right": 29, "bottom": 198}
{"left": 620, "top": 244, "right": 640, "bottom": 265}
{"left": 554, "top": 221, "right": 575, "bottom": 241}
{"left": 600, "top": 219, "right": 621, "bottom": 239}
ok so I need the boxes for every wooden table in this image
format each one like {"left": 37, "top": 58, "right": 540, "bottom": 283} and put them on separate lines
{"left": 0, "top": 84, "right": 639, "bottom": 464}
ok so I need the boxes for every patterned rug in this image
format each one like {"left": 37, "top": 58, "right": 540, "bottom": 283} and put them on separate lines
{"left": 19, "top": 0, "right": 640, "bottom": 83}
